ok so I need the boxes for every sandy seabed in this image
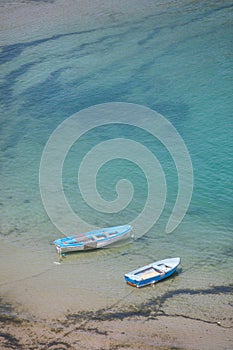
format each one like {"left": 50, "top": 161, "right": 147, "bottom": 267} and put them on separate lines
{"left": 1, "top": 1, "right": 233, "bottom": 349}
{"left": 0, "top": 0, "right": 165, "bottom": 44}
{"left": 1, "top": 310, "right": 233, "bottom": 350}
{"left": 0, "top": 239, "right": 233, "bottom": 349}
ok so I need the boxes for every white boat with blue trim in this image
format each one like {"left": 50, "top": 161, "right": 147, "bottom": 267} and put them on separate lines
{"left": 124, "top": 257, "right": 180, "bottom": 288}
{"left": 54, "top": 224, "right": 133, "bottom": 254}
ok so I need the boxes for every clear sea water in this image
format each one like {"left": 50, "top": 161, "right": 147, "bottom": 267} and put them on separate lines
{"left": 0, "top": 0, "right": 232, "bottom": 323}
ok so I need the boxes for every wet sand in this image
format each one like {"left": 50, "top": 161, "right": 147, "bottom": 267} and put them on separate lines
{"left": 0, "top": 239, "right": 233, "bottom": 349}
{"left": 1, "top": 299, "right": 233, "bottom": 350}
{"left": 1, "top": 1, "right": 233, "bottom": 349}
{"left": 1, "top": 260, "right": 233, "bottom": 350}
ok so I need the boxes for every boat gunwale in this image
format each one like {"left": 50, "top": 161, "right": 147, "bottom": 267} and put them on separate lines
{"left": 124, "top": 258, "right": 180, "bottom": 287}
{"left": 53, "top": 224, "right": 132, "bottom": 250}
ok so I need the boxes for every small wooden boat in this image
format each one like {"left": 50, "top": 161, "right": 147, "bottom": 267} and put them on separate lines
{"left": 53, "top": 224, "right": 133, "bottom": 254}
{"left": 124, "top": 257, "right": 180, "bottom": 288}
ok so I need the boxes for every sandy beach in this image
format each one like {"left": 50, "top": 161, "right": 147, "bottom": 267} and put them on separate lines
{"left": 1, "top": 302, "right": 233, "bottom": 350}
{"left": 0, "top": 238, "right": 232, "bottom": 349}
{"left": 1, "top": 1, "right": 233, "bottom": 349}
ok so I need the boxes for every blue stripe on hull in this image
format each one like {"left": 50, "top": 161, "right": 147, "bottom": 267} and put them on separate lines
{"left": 125, "top": 267, "right": 177, "bottom": 287}
{"left": 54, "top": 224, "right": 132, "bottom": 253}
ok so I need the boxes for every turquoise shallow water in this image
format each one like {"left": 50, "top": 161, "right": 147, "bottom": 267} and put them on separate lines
{"left": 0, "top": 0, "right": 233, "bottom": 321}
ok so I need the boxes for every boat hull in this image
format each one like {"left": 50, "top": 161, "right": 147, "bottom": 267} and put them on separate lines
{"left": 54, "top": 224, "right": 133, "bottom": 253}
{"left": 124, "top": 257, "right": 180, "bottom": 288}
